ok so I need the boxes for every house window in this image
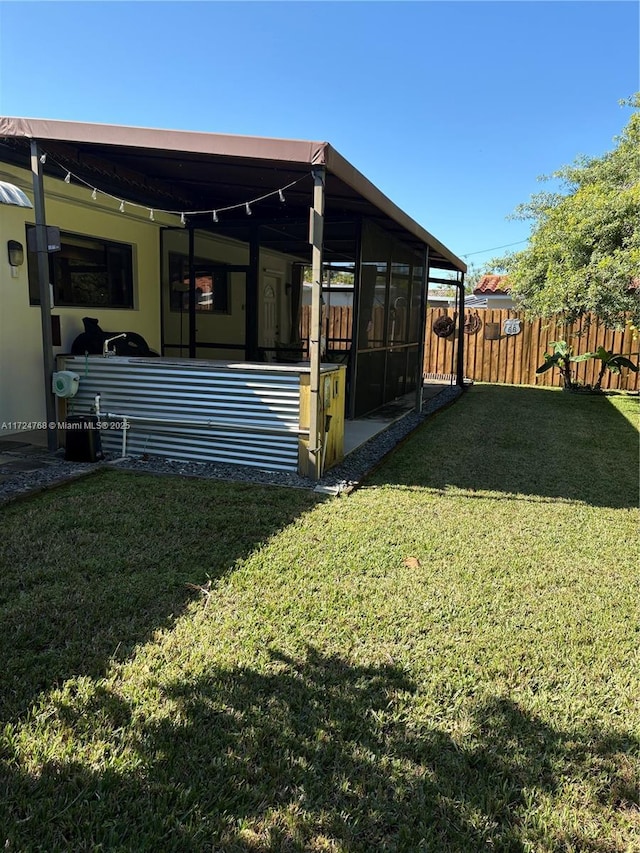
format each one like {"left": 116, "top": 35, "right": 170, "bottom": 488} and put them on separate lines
{"left": 27, "top": 229, "right": 134, "bottom": 308}
{"left": 168, "top": 252, "right": 229, "bottom": 314}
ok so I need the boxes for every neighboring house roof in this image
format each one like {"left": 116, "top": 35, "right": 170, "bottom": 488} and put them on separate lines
{"left": 464, "top": 294, "right": 489, "bottom": 308}
{"left": 427, "top": 289, "right": 456, "bottom": 302}
{"left": 426, "top": 290, "right": 489, "bottom": 309}
{"left": 474, "top": 274, "right": 511, "bottom": 295}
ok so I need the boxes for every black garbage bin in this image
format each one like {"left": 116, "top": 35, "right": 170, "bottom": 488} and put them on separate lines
{"left": 65, "top": 415, "right": 104, "bottom": 462}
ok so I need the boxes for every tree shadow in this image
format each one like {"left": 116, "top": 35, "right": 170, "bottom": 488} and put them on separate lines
{"left": 369, "top": 385, "right": 639, "bottom": 509}
{"left": 2, "top": 646, "right": 637, "bottom": 850}
{"left": 0, "top": 469, "right": 321, "bottom": 723}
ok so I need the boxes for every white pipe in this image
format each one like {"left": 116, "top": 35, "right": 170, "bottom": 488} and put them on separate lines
{"left": 102, "top": 411, "right": 310, "bottom": 438}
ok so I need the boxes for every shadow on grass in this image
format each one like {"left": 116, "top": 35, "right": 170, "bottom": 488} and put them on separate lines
{"left": 2, "top": 646, "right": 637, "bottom": 851}
{"left": 370, "top": 385, "right": 639, "bottom": 509}
{"left": 0, "top": 469, "right": 320, "bottom": 723}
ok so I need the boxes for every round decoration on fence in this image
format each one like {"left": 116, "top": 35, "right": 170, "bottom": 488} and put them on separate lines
{"left": 464, "top": 312, "right": 482, "bottom": 335}
{"left": 432, "top": 315, "right": 456, "bottom": 338}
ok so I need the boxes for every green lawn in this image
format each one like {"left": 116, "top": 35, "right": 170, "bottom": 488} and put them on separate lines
{"left": 1, "top": 385, "right": 638, "bottom": 852}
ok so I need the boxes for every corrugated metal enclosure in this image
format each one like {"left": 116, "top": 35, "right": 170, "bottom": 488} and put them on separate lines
{"left": 58, "top": 356, "right": 305, "bottom": 471}
{"left": 0, "top": 117, "right": 467, "bottom": 469}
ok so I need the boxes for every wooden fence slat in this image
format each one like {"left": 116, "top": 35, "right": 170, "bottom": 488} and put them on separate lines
{"left": 299, "top": 305, "right": 639, "bottom": 391}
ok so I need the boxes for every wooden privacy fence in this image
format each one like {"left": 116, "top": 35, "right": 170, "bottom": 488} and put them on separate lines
{"left": 300, "top": 305, "right": 639, "bottom": 391}
{"left": 424, "top": 308, "right": 640, "bottom": 391}
{"left": 300, "top": 305, "right": 354, "bottom": 354}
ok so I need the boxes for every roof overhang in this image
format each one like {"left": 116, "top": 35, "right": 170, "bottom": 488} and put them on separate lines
{"left": 0, "top": 116, "right": 466, "bottom": 272}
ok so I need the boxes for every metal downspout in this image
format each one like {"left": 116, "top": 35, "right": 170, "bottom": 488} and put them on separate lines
{"left": 308, "top": 168, "right": 325, "bottom": 479}
{"left": 456, "top": 273, "right": 465, "bottom": 387}
{"left": 30, "top": 140, "right": 57, "bottom": 453}
{"left": 449, "top": 280, "right": 458, "bottom": 384}
{"left": 414, "top": 245, "right": 429, "bottom": 412}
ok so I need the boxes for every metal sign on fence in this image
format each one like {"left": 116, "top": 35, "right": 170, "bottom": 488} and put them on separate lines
{"left": 503, "top": 319, "right": 522, "bottom": 336}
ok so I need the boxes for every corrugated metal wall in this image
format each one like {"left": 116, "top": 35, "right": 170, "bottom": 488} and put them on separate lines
{"left": 58, "top": 357, "right": 303, "bottom": 470}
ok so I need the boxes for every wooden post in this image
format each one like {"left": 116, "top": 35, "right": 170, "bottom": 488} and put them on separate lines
{"left": 30, "top": 141, "right": 57, "bottom": 452}
{"left": 308, "top": 168, "right": 325, "bottom": 478}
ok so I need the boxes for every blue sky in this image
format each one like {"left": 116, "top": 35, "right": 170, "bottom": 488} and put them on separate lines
{"left": 0, "top": 1, "right": 637, "bottom": 270}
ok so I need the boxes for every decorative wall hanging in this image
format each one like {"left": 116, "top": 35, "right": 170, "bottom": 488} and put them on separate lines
{"left": 503, "top": 318, "right": 522, "bottom": 336}
{"left": 484, "top": 322, "right": 501, "bottom": 341}
{"left": 464, "top": 311, "right": 482, "bottom": 335}
{"left": 432, "top": 315, "right": 456, "bottom": 338}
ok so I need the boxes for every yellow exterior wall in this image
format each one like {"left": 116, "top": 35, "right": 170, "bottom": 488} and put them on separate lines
{"left": 1, "top": 162, "right": 298, "bottom": 436}
{"left": 0, "top": 162, "right": 169, "bottom": 433}
{"left": 161, "top": 229, "right": 295, "bottom": 358}
{"left": 161, "top": 229, "right": 249, "bottom": 355}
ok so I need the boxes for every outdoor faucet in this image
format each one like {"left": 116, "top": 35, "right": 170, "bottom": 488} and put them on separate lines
{"left": 103, "top": 333, "right": 127, "bottom": 357}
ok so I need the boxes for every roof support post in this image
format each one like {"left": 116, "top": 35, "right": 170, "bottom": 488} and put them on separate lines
{"left": 246, "top": 223, "right": 260, "bottom": 361}
{"left": 456, "top": 273, "right": 465, "bottom": 387}
{"left": 347, "top": 217, "right": 363, "bottom": 420}
{"left": 308, "top": 167, "right": 325, "bottom": 479}
{"left": 188, "top": 226, "right": 196, "bottom": 358}
{"left": 414, "top": 245, "right": 429, "bottom": 413}
{"left": 30, "top": 140, "right": 57, "bottom": 453}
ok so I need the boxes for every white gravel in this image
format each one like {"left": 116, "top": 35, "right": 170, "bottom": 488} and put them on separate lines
{"left": 0, "top": 386, "right": 463, "bottom": 503}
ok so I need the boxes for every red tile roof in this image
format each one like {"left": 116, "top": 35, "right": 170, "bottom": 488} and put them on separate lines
{"left": 474, "top": 274, "right": 511, "bottom": 295}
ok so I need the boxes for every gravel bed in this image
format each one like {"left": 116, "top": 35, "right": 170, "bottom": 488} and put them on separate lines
{"left": 0, "top": 454, "right": 105, "bottom": 506}
{"left": 0, "top": 385, "right": 463, "bottom": 503}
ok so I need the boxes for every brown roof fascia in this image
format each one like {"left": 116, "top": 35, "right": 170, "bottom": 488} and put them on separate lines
{"left": 0, "top": 116, "right": 466, "bottom": 271}
{"left": 323, "top": 145, "right": 466, "bottom": 272}
{"left": 0, "top": 116, "right": 326, "bottom": 165}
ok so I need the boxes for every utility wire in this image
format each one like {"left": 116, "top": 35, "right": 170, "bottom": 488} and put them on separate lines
{"left": 462, "top": 239, "right": 528, "bottom": 258}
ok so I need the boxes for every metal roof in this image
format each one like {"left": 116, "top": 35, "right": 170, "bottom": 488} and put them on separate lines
{"left": 0, "top": 116, "right": 465, "bottom": 271}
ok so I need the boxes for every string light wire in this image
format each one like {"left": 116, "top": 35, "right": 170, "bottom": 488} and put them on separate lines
{"left": 39, "top": 150, "right": 528, "bottom": 252}
{"left": 42, "top": 150, "right": 307, "bottom": 224}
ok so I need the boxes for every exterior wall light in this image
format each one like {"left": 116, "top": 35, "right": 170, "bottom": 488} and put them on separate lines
{"left": 7, "top": 240, "right": 24, "bottom": 267}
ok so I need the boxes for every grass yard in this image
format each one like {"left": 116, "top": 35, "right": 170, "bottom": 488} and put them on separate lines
{"left": 0, "top": 384, "right": 638, "bottom": 852}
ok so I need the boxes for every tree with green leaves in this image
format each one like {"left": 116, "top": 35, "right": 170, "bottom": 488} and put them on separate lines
{"left": 490, "top": 95, "right": 640, "bottom": 330}
{"left": 462, "top": 262, "right": 484, "bottom": 294}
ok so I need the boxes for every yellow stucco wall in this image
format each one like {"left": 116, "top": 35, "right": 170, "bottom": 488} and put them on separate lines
{"left": 0, "top": 162, "right": 167, "bottom": 432}
{"left": 161, "top": 228, "right": 294, "bottom": 358}
{"left": 1, "top": 162, "right": 298, "bottom": 435}
{"left": 161, "top": 229, "right": 249, "bottom": 353}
